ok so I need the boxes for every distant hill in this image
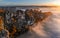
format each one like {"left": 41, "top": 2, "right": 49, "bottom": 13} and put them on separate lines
{"left": 0, "top": 5, "right": 60, "bottom": 8}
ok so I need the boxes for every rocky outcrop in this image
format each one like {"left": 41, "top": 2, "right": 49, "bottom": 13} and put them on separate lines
{"left": 0, "top": 9, "right": 52, "bottom": 38}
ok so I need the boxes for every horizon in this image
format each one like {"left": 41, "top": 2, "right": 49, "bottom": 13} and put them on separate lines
{"left": 0, "top": 0, "right": 60, "bottom": 6}
{"left": 0, "top": 5, "right": 60, "bottom": 7}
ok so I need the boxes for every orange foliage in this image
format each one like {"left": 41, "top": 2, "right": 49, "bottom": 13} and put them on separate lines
{"left": 0, "top": 16, "right": 4, "bottom": 30}
{"left": 0, "top": 9, "right": 5, "bottom": 13}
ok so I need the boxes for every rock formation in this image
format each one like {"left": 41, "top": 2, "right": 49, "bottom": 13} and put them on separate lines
{"left": 0, "top": 8, "right": 52, "bottom": 38}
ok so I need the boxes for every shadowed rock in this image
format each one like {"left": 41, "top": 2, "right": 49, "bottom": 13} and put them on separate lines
{"left": 0, "top": 9, "right": 52, "bottom": 38}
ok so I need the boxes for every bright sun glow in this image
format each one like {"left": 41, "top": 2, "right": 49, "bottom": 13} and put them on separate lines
{"left": 52, "top": 0, "right": 60, "bottom": 6}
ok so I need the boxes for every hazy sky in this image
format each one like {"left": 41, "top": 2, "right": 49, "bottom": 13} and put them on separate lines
{"left": 0, "top": 0, "right": 60, "bottom": 6}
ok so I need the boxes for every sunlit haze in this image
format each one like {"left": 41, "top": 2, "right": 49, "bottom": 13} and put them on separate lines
{"left": 0, "top": 0, "right": 60, "bottom": 6}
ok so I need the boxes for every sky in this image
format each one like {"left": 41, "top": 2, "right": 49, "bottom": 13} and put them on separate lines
{"left": 0, "top": 0, "right": 60, "bottom": 6}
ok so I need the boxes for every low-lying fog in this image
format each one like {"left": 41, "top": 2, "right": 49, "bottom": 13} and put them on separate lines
{"left": 17, "top": 7, "right": 60, "bottom": 38}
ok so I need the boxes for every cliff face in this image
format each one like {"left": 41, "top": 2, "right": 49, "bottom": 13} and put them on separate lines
{"left": 17, "top": 10, "right": 52, "bottom": 38}
{"left": 0, "top": 9, "right": 52, "bottom": 38}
